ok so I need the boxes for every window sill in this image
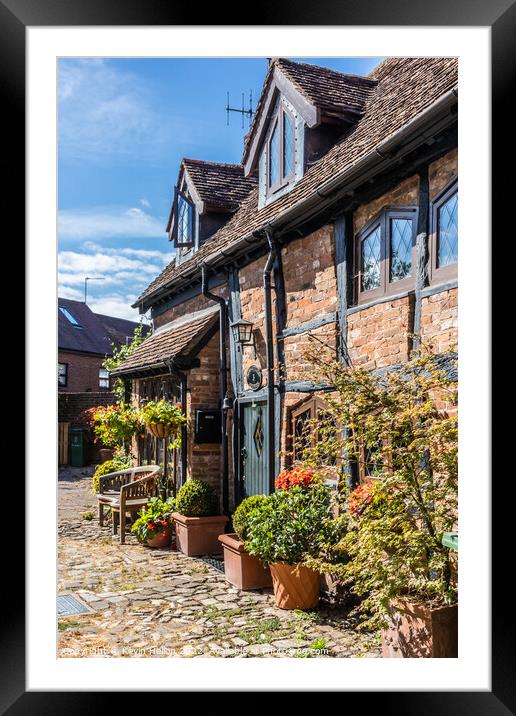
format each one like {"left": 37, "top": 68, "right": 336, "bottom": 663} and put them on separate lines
{"left": 348, "top": 288, "right": 414, "bottom": 315}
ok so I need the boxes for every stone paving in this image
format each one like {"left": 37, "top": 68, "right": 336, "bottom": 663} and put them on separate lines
{"left": 58, "top": 467, "right": 381, "bottom": 658}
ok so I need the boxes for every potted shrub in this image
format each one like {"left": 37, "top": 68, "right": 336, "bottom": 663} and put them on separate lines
{"left": 131, "top": 496, "right": 175, "bottom": 548}
{"left": 301, "top": 344, "right": 458, "bottom": 657}
{"left": 140, "top": 399, "right": 186, "bottom": 442}
{"left": 218, "top": 495, "right": 272, "bottom": 590}
{"left": 172, "top": 479, "right": 228, "bottom": 556}
{"left": 245, "top": 483, "right": 342, "bottom": 609}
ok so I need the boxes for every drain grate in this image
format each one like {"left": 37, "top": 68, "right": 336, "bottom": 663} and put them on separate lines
{"left": 57, "top": 594, "right": 93, "bottom": 617}
{"left": 199, "top": 555, "right": 225, "bottom": 573}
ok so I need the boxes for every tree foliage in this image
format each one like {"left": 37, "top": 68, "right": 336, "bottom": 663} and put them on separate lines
{"left": 298, "top": 343, "right": 458, "bottom": 630}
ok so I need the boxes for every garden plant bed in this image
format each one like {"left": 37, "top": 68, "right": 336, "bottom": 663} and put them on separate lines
{"left": 58, "top": 467, "right": 381, "bottom": 658}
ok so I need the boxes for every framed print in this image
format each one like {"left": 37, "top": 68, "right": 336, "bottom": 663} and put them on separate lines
{"left": 3, "top": 0, "right": 509, "bottom": 708}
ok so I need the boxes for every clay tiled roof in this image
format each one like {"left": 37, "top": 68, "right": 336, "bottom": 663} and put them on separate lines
{"left": 183, "top": 158, "right": 257, "bottom": 212}
{"left": 111, "top": 309, "right": 219, "bottom": 376}
{"left": 137, "top": 57, "right": 458, "bottom": 308}
{"left": 58, "top": 298, "right": 148, "bottom": 355}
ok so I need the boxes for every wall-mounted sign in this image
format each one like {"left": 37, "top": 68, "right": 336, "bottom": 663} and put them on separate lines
{"left": 247, "top": 365, "right": 263, "bottom": 391}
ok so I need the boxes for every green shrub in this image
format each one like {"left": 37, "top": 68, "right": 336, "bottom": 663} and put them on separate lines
{"left": 245, "top": 484, "right": 343, "bottom": 566}
{"left": 232, "top": 495, "right": 268, "bottom": 542}
{"left": 92, "top": 451, "right": 132, "bottom": 493}
{"left": 175, "top": 479, "right": 219, "bottom": 517}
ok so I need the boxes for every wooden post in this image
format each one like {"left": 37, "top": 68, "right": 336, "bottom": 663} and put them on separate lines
{"left": 334, "top": 212, "right": 356, "bottom": 489}
{"left": 412, "top": 167, "right": 430, "bottom": 349}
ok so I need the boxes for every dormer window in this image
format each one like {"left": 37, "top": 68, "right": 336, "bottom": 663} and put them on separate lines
{"left": 266, "top": 101, "right": 296, "bottom": 196}
{"left": 172, "top": 188, "right": 195, "bottom": 248}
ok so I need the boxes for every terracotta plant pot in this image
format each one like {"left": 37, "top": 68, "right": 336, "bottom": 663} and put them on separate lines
{"left": 172, "top": 512, "right": 228, "bottom": 556}
{"left": 99, "top": 448, "right": 114, "bottom": 463}
{"left": 218, "top": 533, "right": 272, "bottom": 590}
{"left": 145, "top": 525, "right": 172, "bottom": 548}
{"left": 147, "top": 423, "right": 177, "bottom": 439}
{"left": 269, "top": 562, "right": 320, "bottom": 609}
{"left": 381, "top": 599, "right": 458, "bottom": 658}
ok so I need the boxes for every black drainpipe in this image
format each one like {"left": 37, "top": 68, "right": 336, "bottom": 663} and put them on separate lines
{"left": 201, "top": 264, "right": 229, "bottom": 515}
{"left": 263, "top": 229, "right": 277, "bottom": 495}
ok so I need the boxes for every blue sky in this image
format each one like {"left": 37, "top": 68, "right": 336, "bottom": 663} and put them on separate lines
{"left": 58, "top": 57, "right": 381, "bottom": 321}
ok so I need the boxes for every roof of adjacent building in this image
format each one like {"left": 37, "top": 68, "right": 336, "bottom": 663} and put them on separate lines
{"left": 110, "top": 308, "right": 219, "bottom": 376}
{"left": 137, "top": 57, "right": 458, "bottom": 308}
{"left": 183, "top": 158, "right": 258, "bottom": 212}
{"left": 58, "top": 298, "right": 149, "bottom": 356}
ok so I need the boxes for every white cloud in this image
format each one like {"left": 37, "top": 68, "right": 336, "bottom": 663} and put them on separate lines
{"left": 58, "top": 206, "right": 167, "bottom": 241}
{"left": 58, "top": 245, "right": 172, "bottom": 320}
{"left": 87, "top": 294, "right": 144, "bottom": 322}
{"left": 140, "top": 198, "right": 151, "bottom": 208}
{"left": 58, "top": 59, "right": 193, "bottom": 163}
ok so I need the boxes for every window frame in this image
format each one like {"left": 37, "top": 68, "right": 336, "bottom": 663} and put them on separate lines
{"left": 289, "top": 396, "right": 340, "bottom": 472}
{"left": 429, "top": 177, "right": 458, "bottom": 284}
{"left": 171, "top": 186, "right": 195, "bottom": 248}
{"left": 58, "top": 362, "right": 68, "bottom": 387}
{"left": 99, "top": 367, "right": 110, "bottom": 390}
{"left": 266, "top": 101, "right": 296, "bottom": 196}
{"left": 355, "top": 206, "right": 418, "bottom": 305}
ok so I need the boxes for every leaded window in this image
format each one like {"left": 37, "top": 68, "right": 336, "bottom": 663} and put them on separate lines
{"left": 437, "top": 193, "right": 458, "bottom": 267}
{"left": 283, "top": 111, "right": 294, "bottom": 179}
{"left": 355, "top": 207, "right": 417, "bottom": 303}
{"left": 361, "top": 225, "right": 382, "bottom": 291}
{"left": 172, "top": 188, "right": 195, "bottom": 248}
{"left": 430, "top": 178, "right": 458, "bottom": 283}
{"left": 390, "top": 218, "right": 413, "bottom": 282}
{"left": 266, "top": 99, "right": 296, "bottom": 195}
{"left": 268, "top": 121, "right": 279, "bottom": 188}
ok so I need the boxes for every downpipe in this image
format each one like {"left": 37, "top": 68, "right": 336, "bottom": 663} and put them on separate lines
{"left": 263, "top": 229, "right": 277, "bottom": 495}
{"left": 201, "top": 264, "right": 229, "bottom": 515}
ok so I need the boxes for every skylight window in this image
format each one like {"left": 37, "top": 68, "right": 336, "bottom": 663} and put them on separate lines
{"left": 59, "top": 305, "right": 81, "bottom": 328}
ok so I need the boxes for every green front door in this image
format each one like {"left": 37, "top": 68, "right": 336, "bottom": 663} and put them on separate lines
{"left": 241, "top": 401, "right": 269, "bottom": 498}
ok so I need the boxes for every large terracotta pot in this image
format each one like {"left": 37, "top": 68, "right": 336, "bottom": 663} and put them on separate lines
{"left": 172, "top": 512, "right": 228, "bottom": 556}
{"left": 218, "top": 533, "right": 272, "bottom": 590}
{"left": 145, "top": 525, "right": 172, "bottom": 548}
{"left": 381, "top": 599, "right": 458, "bottom": 658}
{"left": 147, "top": 423, "right": 176, "bottom": 439}
{"left": 269, "top": 562, "right": 320, "bottom": 609}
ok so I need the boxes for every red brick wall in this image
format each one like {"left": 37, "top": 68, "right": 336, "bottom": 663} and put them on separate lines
{"left": 420, "top": 287, "right": 458, "bottom": 352}
{"left": 347, "top": 296, "right": 413, "bottom": 370}
{"left": 152, "top": 285, "right": 228, "bottom": 329}
{"left": 354, "top": 174, "right": 420, "bottom": 234}
{"left": 239, "top": 254, "right": 277, "bottom": 387}
{"left": 58, "top": 350, "right": 110, "bottom": 393}
{"left": 282, "top": 226, "right": 338, "bottom": 327}
{"left": 186, "top": 332, "right": 224, "bottom": 504}
{"left": 429, "top": 147, "right": 457, "bottom": 199}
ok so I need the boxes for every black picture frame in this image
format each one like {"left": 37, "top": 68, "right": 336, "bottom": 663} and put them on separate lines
{"left": 7, "top": 0, "right": 507, "bottom": 708}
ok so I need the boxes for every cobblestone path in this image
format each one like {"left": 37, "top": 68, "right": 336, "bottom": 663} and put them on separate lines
{"left": 58, "top": 467, "right": 381, "bottom": 658}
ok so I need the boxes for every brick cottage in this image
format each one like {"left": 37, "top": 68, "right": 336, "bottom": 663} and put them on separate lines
{"left": 112, "top": 57, "right": 458, "bottom": 513}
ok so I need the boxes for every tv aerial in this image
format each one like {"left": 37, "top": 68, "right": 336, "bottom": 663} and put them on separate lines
{"left": 226, "top": 90, "right": 254, "bottom": 129}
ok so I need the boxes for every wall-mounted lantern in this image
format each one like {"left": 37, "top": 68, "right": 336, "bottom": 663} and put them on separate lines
{"left": 230, "top": 318, "right": 254, "bottom": 348}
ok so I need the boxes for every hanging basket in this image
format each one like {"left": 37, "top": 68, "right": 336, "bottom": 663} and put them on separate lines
{"left": 147, "top": 423, "right": 176, "bottom": 439}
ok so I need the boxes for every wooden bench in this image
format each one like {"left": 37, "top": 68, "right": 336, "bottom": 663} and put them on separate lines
{"left": 97, "top": 465, "right": 160, "bottom": 544}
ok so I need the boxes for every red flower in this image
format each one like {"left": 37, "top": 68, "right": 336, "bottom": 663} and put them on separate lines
{"left": 275, "top": 467, "right": 316, "bottom": 491}
{"left": 349, "top": 482, "right": 375, "bottom": 517}
{"left": 148, "top": 523, "right": 155, "bottom": 530}
{"left": 161, "top": 521, "right": 168, "bottom": 526}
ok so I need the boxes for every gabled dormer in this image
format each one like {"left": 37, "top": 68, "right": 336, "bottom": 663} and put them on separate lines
{"left": 166, "top": 158, "right": 257, "bottom": 265}
{"left": 243, "top": 58, "right": 377, "bottom": 208}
